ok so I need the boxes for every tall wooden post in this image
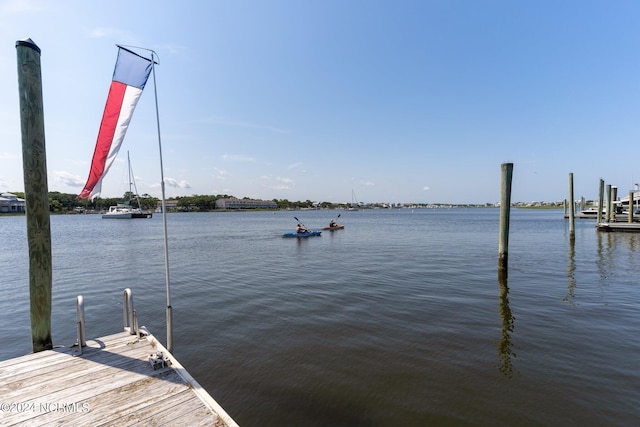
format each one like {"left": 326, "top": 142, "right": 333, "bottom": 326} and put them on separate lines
{"left": 497, "top": 270, "right": 514, "bottom": 378}
{"left": 597, "top": 179, "right": 604, "bottom": 224}
{"left": 605, "top": 184, "right": 612, "bottom": 223}
{"left": 16, "top": 38, "right": 53, "bottom": 352}
{"left": 568, "top": 173, "right": 575, "bottom": 239}
{"left": 612, "top": 186, "right": 618, "bottom": 222}
{"left": 498, "top": 163, "right": 513, "bottom": 272}
{"left": 629, "top": 191, "right": 634, "bottom": 223}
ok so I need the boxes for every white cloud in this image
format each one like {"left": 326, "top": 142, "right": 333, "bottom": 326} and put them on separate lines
{"left": 164, "top": 178, "right": 191, "bottom": 189}
{"left": 206, "top": 116, "right": 289, "bottom": 134}
{"left": 351, "top": 178, "right": 375, "bottom": 187}
{"left": 273, "top": 177, "right": 294, "bottom": 190}
{"left": 88, "top": 27, "right": 132, "bottom": 40}
{"left": 211, "top": 187, "right": 233, "bottom": 195}
{"left": 222, "top": 154, "right": 256, "bottom": 163}
{"left": 0, "top": 0, "right": 42, "bottom": 14}
{"left": 277, "top": 177, "right": 294, "bottom": 184}
{"left": 273, "top": 185, "right": 292, "bottom": 190}
{"left": 260, "top": 176, "right": 295, "bottom": 191}
{"left": 53, "top": 170, "right": 85, "bottom": 187}
{"left": 423, "top": 186, "right": 430, "bottom": 191}
{"left": 287, "top": 162, "right": 307, "bottom": 173}
{"left": 212, "top": 168, "right": 229, "bottom": 180}
{"left": 157, "top": 43, "right": 186, "bottom": 55}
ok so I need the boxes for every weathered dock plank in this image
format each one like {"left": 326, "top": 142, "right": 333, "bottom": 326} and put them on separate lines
{"left": 0, "top": 328, "right": 238, "bottom": 426}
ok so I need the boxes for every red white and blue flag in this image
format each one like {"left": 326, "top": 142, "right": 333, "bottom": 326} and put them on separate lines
{"left": 79, "top": 46, "right": 152, "bottom": 199}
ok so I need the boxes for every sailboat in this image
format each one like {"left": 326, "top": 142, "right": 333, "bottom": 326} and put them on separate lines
{"left": 102, "top": 152, "right": 152, "bottom": 219}
{"left": 348, "top": 189, "right": 360, "bottom": 211}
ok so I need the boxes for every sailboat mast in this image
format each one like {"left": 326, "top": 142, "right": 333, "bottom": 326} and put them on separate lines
{"left": 126, "top": 151, "right": 143, "bottom": 211}
{"left": 127, "top": 151, "right": 133, "bottom": 205}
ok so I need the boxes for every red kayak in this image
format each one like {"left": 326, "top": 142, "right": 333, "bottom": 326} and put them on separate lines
{"left": 321, "top": 224, "right": 345, "bottom": 231}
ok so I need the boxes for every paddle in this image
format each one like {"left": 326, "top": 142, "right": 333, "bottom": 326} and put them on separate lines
{"left": 294, "top": 216, "right": 310, "bottom": 232}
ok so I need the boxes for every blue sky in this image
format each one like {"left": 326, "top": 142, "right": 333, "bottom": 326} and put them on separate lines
{"left": 1, "top": 0, "right": 639, "bottom": 204}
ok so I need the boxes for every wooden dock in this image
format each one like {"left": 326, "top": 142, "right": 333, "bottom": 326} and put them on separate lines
{"left": 596, "top": 222, "right": 640, "bottom": 232}
{"left": 0, "top": 327, "right": 238, "bottom": 426}
{"left": 564, "top": 212, "right": 639, "bottom": 221}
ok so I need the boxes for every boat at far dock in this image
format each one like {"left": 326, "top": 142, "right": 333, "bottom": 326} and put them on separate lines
{"left": 102, "top": 152, "right": 152, "bottom": 219}
{"left": 102, "top": 202, "right": 152, "bottom": 219}
{"left": 564, "top": 206, "right": 639, "bottom": 222}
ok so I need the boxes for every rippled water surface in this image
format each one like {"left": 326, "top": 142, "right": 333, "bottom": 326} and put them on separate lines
{"left": 1, "top": 209, "right": 638, "bottom": 426}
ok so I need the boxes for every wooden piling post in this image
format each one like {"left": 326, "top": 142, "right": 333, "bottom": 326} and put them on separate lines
{"left": 568, "top": 173, "right": 575, "bottom": 238}
{"left": 612, "top": 186, "right": 618, "bottom": 222}
{"left": 605, "top": 184, "right": 612, "bottom": 223}
{"left": 629, "top": 191, "right": 634, "bottom": 223}
{"left": 498, "top": 163, "right": 513, "bottom": 272}
{"left": 16, "top": 38, "right": 52, "bottom": 352}
{"left": 597, "top": 179, "right": 604, "bottom": 224}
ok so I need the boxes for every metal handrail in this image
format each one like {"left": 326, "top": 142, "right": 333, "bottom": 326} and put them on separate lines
{"left": 76, "top": 295, "right": 86, "bottom": 354}
{"left": 123, "top": 288, "right": 137, "bottom": 335}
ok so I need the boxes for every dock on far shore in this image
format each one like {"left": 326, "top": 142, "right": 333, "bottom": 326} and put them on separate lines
{"left": 596, "top": 222, "right": 640, "bottom": 232}
{"left": 0, "top": 321, "right": 238, "bottom": 426}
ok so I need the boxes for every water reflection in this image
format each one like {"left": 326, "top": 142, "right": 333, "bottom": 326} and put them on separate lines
{"left": 496, "top": 270, "right": 516, "bottom": 378}
{"left": 596, "top": 231, "right": 640, "bottom": 280}
{"left": 596, "top": 231, "right": 612, "bottom": 280}
{"left": 563, "top": 237, "right": 576, "bottom": 305}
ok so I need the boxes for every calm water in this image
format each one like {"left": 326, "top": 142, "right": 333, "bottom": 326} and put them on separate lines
{"left": 1, "top": 209, "right": 638, "bottom": 426}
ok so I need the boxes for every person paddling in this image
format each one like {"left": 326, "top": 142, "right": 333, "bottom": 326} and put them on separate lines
{"left": 296, "top": 224, "right": 309, "bottom": 233}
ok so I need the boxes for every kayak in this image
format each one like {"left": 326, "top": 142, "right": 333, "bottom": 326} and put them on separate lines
{"left": 321, "top": 224, "right": 345, "bottom": 231}
{"left": 282, "top": 230, "right": 322, "bottom": 238}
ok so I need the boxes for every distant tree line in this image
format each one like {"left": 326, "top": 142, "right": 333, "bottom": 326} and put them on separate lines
{"left": 9, "top": 191, "right": 159, "bottom": 213}
{"left": 169, "top": 196, "right": 339, "bottom": 211}
{"left": 6, "top": 192, "right": 345, "bottom": 213}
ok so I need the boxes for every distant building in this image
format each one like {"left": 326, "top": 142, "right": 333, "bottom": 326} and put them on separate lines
{"left": 155, "top": 199, "right": 179, "bottom": 212}
{"left": 618, "top": 191, "right": 640, "bottom": 210}
{"left": 215, "top": 198, "right": 277, "bottom": 210}
{"left": 0, "top": 193, "right": 26, "bottom": 213}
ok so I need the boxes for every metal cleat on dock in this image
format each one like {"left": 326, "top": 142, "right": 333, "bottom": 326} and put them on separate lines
{"left": 149, "top": 350, "right": 166, "bottom": 370}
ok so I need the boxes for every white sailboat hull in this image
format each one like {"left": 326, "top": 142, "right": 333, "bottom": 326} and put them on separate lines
{"left": 102, "top": 204, "right": 152, "bottom": 219}
{"left": 101, "top": 152, "right": 152, "bottom": 219}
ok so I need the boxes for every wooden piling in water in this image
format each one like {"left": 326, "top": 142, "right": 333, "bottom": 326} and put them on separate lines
{"left": 597, "top": 179, "right": 604, "bottom": 224}
{"left": 629, "top": 191, "right": 634, "bottom": 223}
{"left": 612, "top": 186, "right": 618, "bottom": 221}
{"left": 605, "top": 184, "right": 612, "bottom": 223}
{"left": 16, "top": 38, "right": 52, "bottom": 352}
{"left": 568, "top": 173, "right": 575, "bottom": 238}
{"left": 498, "top": 163, "right": 513, "bottom": 272}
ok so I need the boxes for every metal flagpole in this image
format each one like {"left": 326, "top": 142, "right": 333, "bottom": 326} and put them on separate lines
{"left": 118, "top": 44, "right": 172, "bottom": 352}
{"left": 150, "top": 50, "right": 173, "bottom": 353}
